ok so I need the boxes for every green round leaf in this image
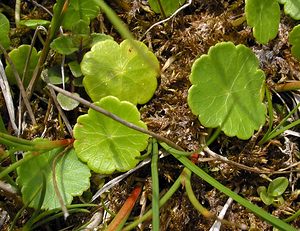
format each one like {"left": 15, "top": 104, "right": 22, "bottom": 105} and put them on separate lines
{"left": 148, "top": 0, "right": 185, "bottom": 16}
{"left": 73, "top": 96, "right": 149, "bottom": 174}
{"left": 267, "top": 177, "right": 289, "bottom": 197}
{"left": 279, "top": 0, "right": 300, "bottom": 20}
{"left": 57, "top": 93, "right": 80, "bottom": 111}
{"left": 81, "top": 39, "right": 159, "bottom": 104}
{"left": 50, "top": 36, "right": 79, "bottom": 55}
{"left": 5, "top": 45, "right": 40, "bottom": 88}
{"left": 0, "top": 13, "right": 10, "bottom": 51}
{"left": 289, "top": 25, "right": 300, "bottom": 60}
{"left": 188, "top": 42, "right": 266, "bottom": 140}
{"left": 17, "top": 148, "right": 91, "bottom": 210}
{"left": 258, "top": 186, "right": 274, "bottom": 205}
{"left": 62, "top": 0, "right": 100, "bottom": 30}
{"left": 245, "top": 0, "right": 280, "bottom": 44}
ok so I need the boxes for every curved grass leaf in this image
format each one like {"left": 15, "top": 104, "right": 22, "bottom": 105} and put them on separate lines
{"left": 289, "top": 25, "right": 300, "bottom": 60}
{"left": 245, "top": 0, "right": 280, "bottom": 44}
{"left": 0, "top": 13, "right": 10, "bottom": 51}
{"left": 73, "top": 96, "right": 149, "bottom": 174}
{"left": 81, "top": 39, "right": 159, "bottom": 104}
{"left": 5, "top": 45, "right": 40, "bottom": 88}
{"left": 148, "top": 0, "right": 185, "bottom": 17}
{"left": 17, "top": 148, "right": 91, "bottom": 210}
{"left": 62, "top": 0, "right": 100, "bottom": 30}
{"left": 188, "top": 42, "right": 266, "bottom": 140}
{"left": 279, "top": 0, "right": 300, "bottom": 20}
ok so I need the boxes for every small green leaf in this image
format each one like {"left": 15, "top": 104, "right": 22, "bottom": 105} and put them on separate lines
{"left": 17, "top": 148, "right": 91, "bottom": 210}
{"left": 68, "top": 61, "right": 82, "bottom": 77}
{"left": 188, "top": 42, "right": 266, "bottom": 140}
{"left": 19, "top": 19, "right": 50, "bottom": 29}
{"left": 57, "top": 92, "right": 80, "bottom": 111}
{"left": 279, "top": 0, "right": 300, "bottom": 20}
{"left": 258, "top": 186, "right": 274, "bottom": 205}
{"left": 0, "top": 13, "right": 10, "bottom": 50}
{"left": 50, "top": 36, "right": 79, "bottom": 55}
{"left": 62, "top": 0, "right": 100, "bottom": 30}
{"left": 245, "top": 0, "right": 280, "bottom": 44}
{"left": 73, "top": 96, "right": 149, "bottom": 174}
{"left": 148, "top": 0, "right": 185, "bottom": 16}
{"left": 5, "top": 45, "right": 40, "bottom": 88}
{"left": 90, "top": 33, "right": 113, "bottom": 47}
{"left": 81, "top": 39, "right": 159, "bottom": 104}
{"left": 289, "top": 25, "right": 300, "bottom": 60}
{"left": 267, "top": 177, "right": 289, "bottom": 197}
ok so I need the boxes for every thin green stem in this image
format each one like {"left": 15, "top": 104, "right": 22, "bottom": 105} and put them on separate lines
{"left": 151, "top": 138, "right": 160, "bottom": 231}
{"left": 29, "top": 204, "right": 97, "bottom": 225}
{"left": 0, "top": 152, "right": 35, "bottom": 179}
{"left": 0, "top": 132, "right": 35, "bottom": 146}
{"left": 159, "top": 142, "right": 191, "bottom": 156}
{"left": 174, "top": 155, "right": 297, "bottom": 231}
{"left": 259, "top": 88, "right": 274, "bottom": 145}
{"left": 265, "top": 119, "right": 300, "bottom": 141}
{"left": 182, "top": 168, "right": 211, "bottom": 217}
{"left": 271, "top": 103, "right": 300, "bottom": 133}
{"left": 284, "top": 208, "right": 300, "bottom": 223}
{"left": 31, "top": 209, "right": 89, "bottom": 230}
{"left": 261, "top": 102, "right": 300, "bottom": 144}
{"left": 123, "top": 173, "right": 182, "bottom": 231}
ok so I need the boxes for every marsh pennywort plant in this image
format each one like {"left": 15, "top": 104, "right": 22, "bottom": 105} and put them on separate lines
{"left": 188, "top": 42, "right": 266, "bottom": 140}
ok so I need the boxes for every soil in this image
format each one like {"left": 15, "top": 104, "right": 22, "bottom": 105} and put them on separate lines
{"left": 0, "top": 0, "right": 300, "bottom": 230}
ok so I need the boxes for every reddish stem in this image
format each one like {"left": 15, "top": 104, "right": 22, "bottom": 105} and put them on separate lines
{"left": 106, "top": 185, "right": 142, "bottom": 231}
